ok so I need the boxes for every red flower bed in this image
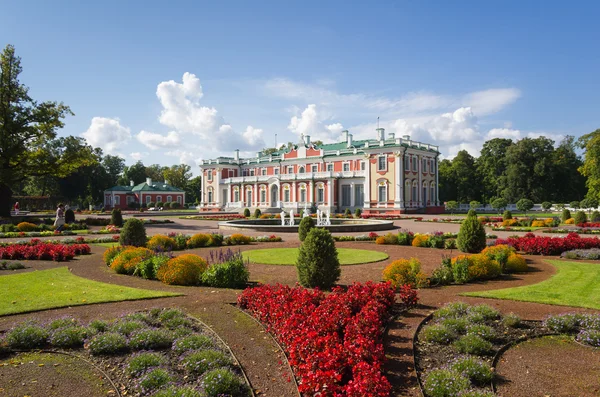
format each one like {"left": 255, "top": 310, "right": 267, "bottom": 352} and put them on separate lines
{"left": 361, "top": 214, "right": 423, "bottom": 220}
{"left": 495, "top": 232, "right": 600, "bottom": 255}
{"left": 238, "top": 282, "right": 417, "bottom": 396}
{"left": 0, "top": 241, "right": 91, "bottom": 261}
{"left": 578, "top": 222, "right": 600, "bottom": 228}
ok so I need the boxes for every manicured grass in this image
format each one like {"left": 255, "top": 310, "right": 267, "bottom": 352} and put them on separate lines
{"left": 242, "top": 248, "right": 388, "bottom": 266}
{"left": 0, "top": 267, "right": 181, "bottom": 316}
{"left": 463, "top": 260, "right": 600, "bottom": 309}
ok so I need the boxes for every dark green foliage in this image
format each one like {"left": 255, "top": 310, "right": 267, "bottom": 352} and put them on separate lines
{"left": 344, "top": 208, "right": 351, "bottom": 216}
{"left": 397, "top": 231, "right": 413, "bottom": 245}
{"left": 148, "top": 201, "right": 155, "bottom": 208}
{"left": 126, "top": 352, "right": 166, "bottom": 376}
{"left": 201, "top": 259, "right": 249, "bottom": 288}
{"left": 64, "top": 209, "right": 75, "bottom": 224}
{"left": 172, "top": 334, "right": 214, "bottom": 354}
{"left": 562, "top": 208, "right": 572, "bottom": 222}
{"left": 296, "top": 228, "right": 340, "bottom": 289}
{"left": 430, "top": 257, "right": 454, "bottom": 286}
{"left": 354, "top": 208, "right": 362, "bottom": 217}
{"left": 452, "top": 257, "right": 471, "bottom": 284}
{"left": 491, "top": 198, "right": 507, "bottom": 213}
{"left": 541, "top": 201, "right": 553, "bottom": 211}
{"left": 592, "top": 210, "right": 600, "bottom": 222}
{"left": 298, "top": 216, "right": 315, "bottom": 242}
{"left": 502, "top": 210, "right": 512, "bottom": 220}
{"left": 119, "top": 218, "right": 147, "bottom": 247}
{"left": 450, "top": 356, "right": 494, "bottom": 385}
{"left": 156, "top": 201, "right": 164, "bottom": 208}
{"left": 87, "top": 332, "right": 128, "bottom": 355}
{"left": 574, "top": 211, "right": 587, "bottom": 224}
{"left": 138, "top": 368, "right": 172, "bottom": 393}
{"left": 428, "top": 235, "right": 444, "bottom": 248}
{"left": 111, "top": 208, "right": 123, "bottom": 227}
{"left": 516, "top": 198, "right": 534, "bottom": 213}
{"left": 182, "top": 350, "right": 232, "bottom": 375}
{"left": 243, "top": 208, "right": 250, "bottom": 217}
{"left": 570, "top": 200, "right": 580, "bottom": 209}
{"left": 253, "top": 208, "right": 261, "bottom": 218}
{"left": 456, "top": 210, "right": 486, "bottom": 253}
{"left": 128, "top": 328, "right": 174, "bottom": 350}
{"left": 502, "top": 313, "right": 521, "bottom": 328}
{"left": 444, "top": 239, "right": 456, "bottom": 249}
{"left": 111, "top": 320, "right": 146, "bottom": 336}
{"left": 454, "top": 334, "right": 494, "bottom": 355}
{"left": 201, "top": 368, "right": 249, "bottom": 397}
{"left": 49, "top": 326, "right": 88, "bottom": 348}
{"left": 5, "top": 322, "right": 48, "bottom": 349}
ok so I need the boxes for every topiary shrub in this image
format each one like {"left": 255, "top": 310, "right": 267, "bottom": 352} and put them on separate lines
{"left": 505, "top": 253, "right": 528, "bottom": 273}
{"left": 243, "top": 208, "right": 250, "bottom": 217}
{"left": 296, "top": 228, "right": 340, "bottom": 289}
{"left": 502, "top": 210, "right": 512, "bottom": 220}
{"left": 147, "top": 235, "right": 177, "bottom": 251}
{"left": 451, "top": 254, "right": 501, "bottom": 281}
{"left": 65, "top": 209, "right": 75, "bottom": 224}
{"left": 157, "top": 254, "right": 208, "bottom": 285}
{"left": 187, "top": 233, "right": 213, "bottom": 248}
{"left": 298, "top": 216, "right": 315, "bottom": 242}
{"left": 111, "top": 208, "right": 123, "bottom": 227}
{"left": 119, "top": 218, "right": 147, "bottom": 247}
{"left": 110, "top": 247, "right": 153, "bottom": 275}
{"left": 148, "top": 201, "right": 156, "bottom": 208}
{"left": 382, "top": 258, "right": 429, "bottom": 288}
{"left": 16, "top": 222, "right": 37, "bottom": 232}
{"left": 170, "top": 202, "right": 180, "bottom": 209}
{"left": 574, "top": 211, "right": 587, "bottom": 225}
{"left": 156, "top": 201, "right": 164, "bottom": 208}
{"left": 344, "top": 208, "right": 351, "bottom": 217}
{"left": 253, "top": 208, "right": 261, "bottom": 218}
{"left": 354, "top": 208, "right": 362, "bottom": 218}
{"left": 456, "top": 210, "right": 486, "bottom": 253}
{"left": 562, "top": 208, "right": 571, "bottom": 223}
{"left": 592, "top": 210, "right": 600, "bottom": 222}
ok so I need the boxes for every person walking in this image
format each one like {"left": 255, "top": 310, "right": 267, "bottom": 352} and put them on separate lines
{"left": 13, "top": 201, "right": 19, "bottom": 215}
{"left": 54, "top": 203, "right": 65, "bottom": 232}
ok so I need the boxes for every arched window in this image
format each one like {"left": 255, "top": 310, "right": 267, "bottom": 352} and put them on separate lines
{"left": 260, "top": 186, "right": 267, "bottom": 203}
{"left": 299, "top": 184, "right": 307, "bottom": 203}
{"left": 298, "top": 166, "right": 305, "bottom": 174}
{"left": 423, "top": 181, "right": 428, "bottom": 206}
{"left": 412, "top": 181, "right": 418, "bottom": 203}
{"left": 233, "top": 187, "right": 240, "bottom": 203}
{"left": 167, "top": 195, "right": 172, "bottom": 203}
{"left": 283, "top": 184, "right": 291, "bottom": 202}
{"left": 377, "top": 180, "right": 388, "bottom": 203}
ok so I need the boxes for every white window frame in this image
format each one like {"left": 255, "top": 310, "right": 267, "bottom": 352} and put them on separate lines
{"left": 299, "top": 186, "right": 307, "bottom": 202}
{"left": 115, "top": 196, "right": 121, "bottom": 205}
{"left": 327, "top": 163, "right": 333, "bottom": 172}
{"left": 298, "top": 166, "right": 305, "bottom": 174}
{"left": 249, "top": 169, "right": 255, "bottom": 176}
{"left": 262, "top": 168, "right": 267, "bottom": 176}
{"left": 430, "top": 159, "right": 435, "bottom": 174}
{"left": 343, "top": 162, "right": 350, "bottom": 172}
{"left": 287, "top": 166, "right": 294, "bottom": 174}
{"left": 284, "top": 186, "right": 290, "bottom": 202}
{"left": 360, "top": 161, "right": 366, "bottom": 171}
{"left": 156, "top": 196, "right": 162, "bottom": 203}
{"left": 317, "top": 184, "right": 324, "bottom": 203}
{"left": 377, "top": 155, "right": 387, "bottom": 171}
{"left": 167, "top": 195, "right": 172, "bottom": 203}
{"left": 274, "top": 168, "right": 279, "bottom": 174}
{"left": 412, "top": 156, "right": 417, "bottom": 172}
{"left": 423, "top": 158, "right": 427, "bottom": 173}
{"left": 260, "top": 189, "right": 266, "bottom": 203}
{"left": 377, "top": 183, "right": 387, "bottom": 203}
{"left": 404, "top": 155, "right": 409, "bottom": 171}
{"left": 208, "top": 189, "right": 213, "bottom": 203}
{"left": 207, "top": 171, "right": 212, "bottom": 181}
{"left": 311, "top": 165, "right": 318, "bottom": 173}
{"left": 145, "top": 196, "right": 150, "bottom": 204}
{"left": 177, "top": 196, "right": 182, "bottom": 204}
{"left": 234, "top": 189, "right": 240, "bottom": 203}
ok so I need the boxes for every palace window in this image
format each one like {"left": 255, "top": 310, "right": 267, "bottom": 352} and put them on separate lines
{"left": 377, "top": 156, "right": 387, "bottom": 171}
{"left": 208, "top": 190, "right": 213, "bottom": 203}
{"left": 115, "top": 196, "right": 121, "bottom": 205}
{"left": 287, "top": 166, "right": 294, "bottom": 174}
{"left": 300, "top": 186, "right": 307, "bottom": 202}
{"left": 404, "top": 155, "right": 409, "bottom": 171}
{"left": 423, "top": 158, "right": 427, "bottom": 173}
{"left": 262, "top": 169, "right": 267, "bottom": 176}
{"left": 167, "top": 195, "right": 172, "bottom": 202}
{"left": 342, "top": 185, "right": 351, "bottom": 206}
{"left": 311, "top": 165, "right": 318, "bottom": 173}
{"left": 260, "top": 189, "right": 266, "bottom": 203}
{"left": 156, "top": 196, "right": 162, "bottom": 203}
{"left": 430, "top": 159, "right": 435, "bottom": 174}
{"left": 177, "top": 196, "right": 182, "bottom": 204}
{"left": 317, "top": 185, "right": 324, "bottom": 203}
{"left": 360, "top": 161, "right": 366, "bottom": 171}
{"left": 423, "top": 182, "right": 428, "bottom": 205}
{"left": 234, "top": 189, "right": 240, "bottom": 202}
{"left": 412, "top": 156, "right": 417, "bottom": 172}
{"left": 207, "top": 171, "right": 212, "bottom": 181}
{"left": 430, "top": 182, "right": 435, "bottom": 204}
{"left": 284, "top": 187, "right": 290, "bottom": 202}
{"left": 299, "top": 166, "right": 305, "bottom": 174}
{"left": 343, "top": 162, "right": 350, "bottom": 172}
{"left": 327, "top": 163, "right": 333, "bottom": 172}
{"left": 412, "top": 182, "right": 418, "bottom": 202}
{"left": 274, "top": 168, "right": 279, "bottom": 174}
{"left": 355, "top": 184, "right": 364, "bottom": 206}
{"left": 378, "top": 183, "right": 387, "bottom": 203}
{"left": 145, "top": 196, "right": 151, "bottom": 204}
{"left": 249, "top": 169, "right": 255, "bottom": 176}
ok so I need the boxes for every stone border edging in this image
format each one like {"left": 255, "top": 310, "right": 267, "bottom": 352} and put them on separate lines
{"left": 228, "top": 303, "right": 302, "bottom": 397}
{"left": 412, "top": 312, "right": 432, "bottom": 397}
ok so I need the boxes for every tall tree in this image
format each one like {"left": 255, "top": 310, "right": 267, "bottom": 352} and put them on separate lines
{"left": 578, "top": 129, "right": 600, "bottom": 202}
{"left": 102, "top": 155, "right": 125, "bottom": 187}
{"left": 476, "top": 138, "right": 513, "bottom": 200}
{"left": 437, "top": 159, "right": 455, "bottom": 202}
{"left": 186, "top": 176, "right": 202, "bottom": 204}
{"left": 118, "top": 161, "right": 147, "bottom": 185}
{"left": 0, "top": 44, "right": 95, "bottom": 216}
{"left": 551, "top": 136, "right": 586, "bottom": 202}
{"left": 145, "top": 164, "right": 167, "bottom": 182}
{"left": 451, "top": 150, "right": 480, "bottom": 203}
{"left": 163, "top": 164, "right": 192, "bottom": 190}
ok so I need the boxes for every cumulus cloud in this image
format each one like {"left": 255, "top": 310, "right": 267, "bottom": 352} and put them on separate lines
{"left": 136, "top": 130, "right": 181, "bottom": 150}
{"left": 287, "top": 104, "right": 344, "bottom": 143}
{"left": 81, "top": 117, "right": 131, "bottom": 154}
{"left": 130, "top": 152, "right": 148, "bottom": 161}
{"left": 155, "top": 73, "right": 265, "bottom": 151}
{"left": 485, "top": 128, "right": 522, "bottom": 140}
{"left": 165, "top": 150, "right": 202, "bottom": 166}
{"left": 463, "top": 88, "right": 521, "bottom": 116}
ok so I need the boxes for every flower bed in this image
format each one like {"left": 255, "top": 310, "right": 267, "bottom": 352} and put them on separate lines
{"left": 495, "top": 232, "right": 600, "bottom": 255}
{"left": 182, "top": 215, "right": 247, "bottom": 221}
{"left": 0, "top": 241, "right": 91, "bottom": 261}
{"left": 577, "top": 222, "right": 600, "bottom": 228}
{"left": 141, "top": 218, "right": 175, "bottom": 225}
{"left": 360, "top": 214, "right": 423, "bottom": 220}
{"left": 543, "top": 228, "right": 600, "bottom": 235}
{"left": 560, "top": 248, "right": 600, "bottom": 260}
{"left": 238, "top": 282, "right": 415, "bottom": 396}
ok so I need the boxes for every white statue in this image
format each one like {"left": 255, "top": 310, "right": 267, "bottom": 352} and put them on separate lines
{"left": 316, "top": 209, "right": 322, "bottom": 226}
{"left": 280, "top": 211, "right": 286, "bottom": 226}
{"left": 288, "top": 209, "right": 295, "bottom": 226}
{"left": 325, "top": 210, "right": 331, "bottom": 226}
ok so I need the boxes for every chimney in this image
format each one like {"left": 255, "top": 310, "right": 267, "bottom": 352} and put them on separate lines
{"left": 347, "top": 133, "right": 353, "bottom": 148}
{"left": 304, "top": 135, "right": 311, "bottom": 146}
{"left": 234, "top": 149, "right": 239, "bottom": 161}
{"left": 342, "top": 129, "right": 349, "bottom": 142}
{"left": 376, "top": 128, "right": 385, "bottom": 141}
{"left": 389, "top": 132, "right": 395, "bottom": 140}
{"left": 402, "top": 134, "right": 410, "bottom": 140}
{"left": 146, "top": 177, "right": 152, "bottom": 186}
{"left": 130, "top": 180, "right": 134, "bottom": 187}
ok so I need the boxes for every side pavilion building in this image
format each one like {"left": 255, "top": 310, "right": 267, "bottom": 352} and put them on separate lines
{"left": 198, "top": 128, "right": 444, "bottom": 215}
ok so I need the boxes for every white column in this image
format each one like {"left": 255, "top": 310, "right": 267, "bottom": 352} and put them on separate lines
{"left": 292, "top": 181, "right": 297, "bottom": 203}
{"left": 435, "top": 156, "right": 440, "bottom": 205}
{"left": 241, "top": 183, "right": 245, "bottom": 206}
{"left": 227, "top": 184, "right": 231, "bottom": 208}
{"left": 309, "top": 180, "right": 313, "bottom": 204}
{"left": 395, "top": 152, "right": 402, "bottom": 209}
{"left": 364, "top": 156, "right": 371, "bottom": 209}
{"left": 254, "top": 182, "right": 258, "bottom": 206}
{"left": 199, "top": 175, "right": 204, "bottom": 205}
{"left": 328, "top": 179, "right": 334, "bottom": 210}
{"left": 350, "top": 182, "right": 355, "bottom": 207}
{"left": 215, "top": 170, "right": 220, "bottom": 206}
{"left": 418, "top": 155, "right": 422, "bottom": 207}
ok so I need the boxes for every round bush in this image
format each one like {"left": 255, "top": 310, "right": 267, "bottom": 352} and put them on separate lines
{"left": 119, "top": 218, "right": 147, "bottom": 247}
{"left": 5, "top": 323, "right": 48, "bottom": 349}
{"left": 64, "top": 209, "right": 75, "bottom": 224}
{"left": 171, "top": 202, "right": 180, "bottom": 209}
{"left": 111, "top": 208, "right": 123, "bottom": 227}
{"left": 502, "top": 210, "right": 512, "bottom": 220}
{"left": 127, "top": 352, "right": 166, "bottom": 376}
{"left": 411, "top": 234, "right": 429, "bottom": 247}
{"left": 137, "top": 255, "right": 170, "bottom": 280}
{"left": 253, "top": 208, "right": 261, "bottom": 218}
{"left": 544, "top": 313, "right": 584, "bottom": 333}
{"left": 150, "top": 386, "right": 202, "bottom": 397}
{"left": 172, "top": 334, "right": 214, "bottom": 354}
{"left": 505, "top": 253, "right": 528, "bottom": 273}
{"left": 50, "top": 326, "right": 88, "bottom": 348}
{"left": 148, "top": 201, "right": 156, "bottom": 208}
{"left": 129, "top": 328, "right": 174, "bottom": 350}
{"left": 451, "top": 356, "right": 494, "bottom": 385}
{"left": 466, "top": 254, "right": 501, "bottom": 280}
{"left": 17, "top": 222, "right": 37, "bottom": 232}
{"left": 156, "top": 201, "right": 165, "bottom": 208}
{"left": 421, "top": 324, "right": 456, "bottom": 344}
{"left": 454, "top": 334, "right": 494, "bottom": 355}
{"left": 440, "top": 317, "right": 469, "bottom": 335}
{"left": 561, "top": 208, "right": 571, "bottom": 223}
{"left": 182, "top": 349, "right": 232, "bottom": 376}
{"left": 88, "top": 320, "right": 109, "bottom": 333}
{"left": 502, "top": 313, "right": 521, "bottom": 328}
{"left": 157, "top": 254, "right": 208, "bottom": 285}
{"left": 591, "top": 210, "right": 600, "bottom": 223}
{"left": 457, "top": 210, "right": 487, "bottom": 253}
{"left": 434, "top": 302, "right": 469, "bottom": 319}
{"left": 147, "top": 235, "right": 177, "bottom": 251}
{"left": 298, "top": 216, "right": 315, "bottom": 242}
{"left": 296, "top": 228, "right": 340, "bottom": 289}
{"left": 382, "top": 258, "right": 428, "bottom": 288}
{"left": 201, "top": 259, "right": 249, "bottom": 288}
{"left": 226, "top": 233, "right": 252, "bottom": 245}
{"left": 243, "top": 208, "right": 250, "bottom": 217}
{"left": 87, "top": 332, "right": 128, "bottom": 355}
{"left": 201, "top": 368, "right": 248, "bottom": 397}
{"left": 139, "top": 368, "right": 173, "bottom": 394}
{"left": 423, "top": 368, "right": 470, "bottom": 397}
{"left": 187, "top": 233, "right": 213, "bottom": 248}
{"left": 110, "top": 247, "right": 154, "bottom": 275}
{"left": 481, "top": 244, "right": 514, "bottom": 271}
{"left": 574, "top": 211, "right": 587, "bottom": 225}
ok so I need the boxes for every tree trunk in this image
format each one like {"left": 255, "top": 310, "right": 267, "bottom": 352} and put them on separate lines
{"left": 0, "top": 183, "right": 12, "bottom": 217}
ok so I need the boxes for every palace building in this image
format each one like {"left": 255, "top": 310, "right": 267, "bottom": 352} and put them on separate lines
{"left": 104, "top": 178, "right": 185, "bottom": 210}
{"left": 198, "top": 128, "right": 443, "bottom": 214}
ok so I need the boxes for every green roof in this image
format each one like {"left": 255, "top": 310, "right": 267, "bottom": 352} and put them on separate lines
{"left": 104, "top": 186, "right": 133, "bottom": 192}
{"left": 105, "top": 182, "right": 184, "bottom": 193}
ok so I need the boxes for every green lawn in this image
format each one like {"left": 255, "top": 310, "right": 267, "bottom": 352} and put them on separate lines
{"left": 242, "top": 248, "right": 389, "bottom": 266}
{"left": 0, "top": 267, "right": 181, "bottom": 316}
{"left": 463, "top": 260, "right": 600, "bottom": 309}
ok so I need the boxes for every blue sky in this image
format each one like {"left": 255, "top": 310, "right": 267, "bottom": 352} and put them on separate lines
{"left": 2, "top": 1, "right": 599, "bottom": 172}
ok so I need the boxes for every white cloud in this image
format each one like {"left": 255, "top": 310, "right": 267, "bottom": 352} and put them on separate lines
{"left": 130, "top": 152, "right": 149, "bottom": 161}
{"left": 81, "top": 117, "right": 131, "bottom": 154}
{"left": 486, "top": 128, "right": 522, "bottom": 140}
{"left": 463, "top": 88, "right": 521, "bottom": 116}
{"left": 155, "top": 73, "right": 265, "bottom": 151}
{"left": 136, "top": 130, "right": 181, "bottom": 150}
{"left": 287, "top": 104, "right": 344, "bottom": 143}
{"left": 165, "top": 150, "right": 202, "bottom": 167}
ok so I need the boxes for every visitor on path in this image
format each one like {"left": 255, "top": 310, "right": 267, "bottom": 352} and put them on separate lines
{"left": 13, "top": 201, "right": 19, "bottom": 215}
{"left": 54, "top": 203, "right": 65, "bottom": 232}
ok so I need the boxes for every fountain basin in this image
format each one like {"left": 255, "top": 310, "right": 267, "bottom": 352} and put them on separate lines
{"left": 218, "top": 218, "right": 395, "bottom": 233}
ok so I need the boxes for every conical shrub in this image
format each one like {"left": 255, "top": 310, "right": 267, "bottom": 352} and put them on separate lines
{"left": 119, "top": 218, "right": 147, "bottom": 247}
{"left": 296, "top": 228, "right": 340, "bottom": 289}
{"left": 298, "top": 216, "right": 315, "bottom": 242}
{"left": 457, "top": 210, "right": 486, "bottom": 253}
{"left": 111, "top": 208, "right": 123, "bottom": 227}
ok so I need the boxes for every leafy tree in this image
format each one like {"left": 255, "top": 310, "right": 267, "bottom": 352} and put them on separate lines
{"left": 456, "top": 210, "right": 486, "bottom": 253}
{"left": 296, "top": 228, "right": 340, "bottom": 289}
{"left": 102, "top": 155, "right": 125, "bottom": 187}
{"left": 516, "top": 198, "right": 534, "bottom": 215}
{"left": 469, "top": 200, "right": 481, "bottom": 210}
{"left": 0, "top": 45, "right": 96, "bottom": 216}
{"left": 580, "top": 197, "right": 598, "bottom": 212}
{"left": 145, "top": 164, "right": 167, "bottom": 183}
{"left": 186, "top": 176, "right": 202, "bottom": 204}
{"left": 163, "top": 164, "right": 192, "bottom": 190}
{"left": 451, "top": 151, "right": 480, "bottom": 202}
{"left": 476, "top": 138, "right": 513, "bottom": 199}
{"left": 491, "top": 198, "right": 508, "bottom": 214}
{"left": 569, "top": 201, "right": 580, "bottom": 209}
{"left": 578, "top": 129, "right": 600, "bottom": 203}
{"left": 551, "top": 136, "right": 586, "bottom": 202}
{"left": 446, "top": 200, "right": 458, "bottom": 215}
{"left": 541, "top": 201, "right": 553, "bottom": 211}
{"left": 438, "top": 159, "right": 456, "bottom": 202}
{"left": 119, "top": 161, "right": 147, "bottom": 185}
